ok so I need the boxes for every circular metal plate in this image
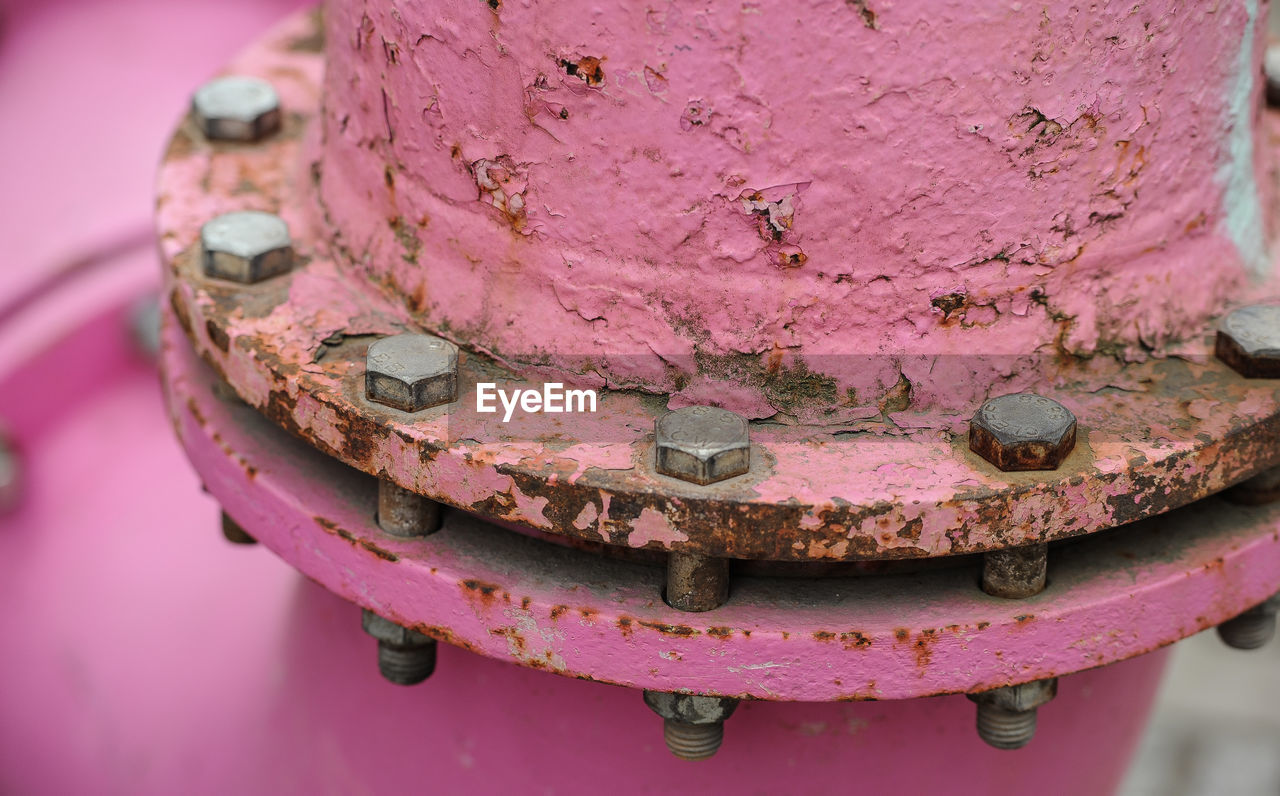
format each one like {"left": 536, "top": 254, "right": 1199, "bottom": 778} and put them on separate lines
{"left": 166, "top": 306, "right": 1280, "bottom": 700}
{"left": 157, "top": 10, "right": 1280, "bottom": 561}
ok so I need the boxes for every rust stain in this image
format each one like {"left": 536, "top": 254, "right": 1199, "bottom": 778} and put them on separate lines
{"left": 461, "top": 578, "right": 509, "bottom": 608}
{"left": 638, "top": 620, "right": 700, "bottom": 637}
{"left": 314, "top": 517, "right": 399, "bottom": 561}
{"left": 205, "top": 318, "right": 230, "bottom": 352}
{"left": 489, "top": 626, "right": 527, "bottom": 654}
{"left": 840, "top": 631, "right": 872, "bottom": 650}
{"left": 549, "top": 604, "right": 569, "bottom": 620}
{"left": 913, "top": 629, "right": 938, "bottom": 670}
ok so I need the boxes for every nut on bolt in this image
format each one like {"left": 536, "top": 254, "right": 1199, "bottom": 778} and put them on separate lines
{"left": 969, "top": 393, "right": 1076, "bottom": 472}
{"left": 192, "top": 75, "right": 282, "bottom": 141}
{"left": 655, "top": 406, "right": 750, "bottom": 485}
{"left": 361, "top": 609, "right": 437, "bottom": 685}
{"left": 365, "top": 333, "right": 459, "bottom": 412}
{"left": 1216, "top": 304, "right": 1280, "bottom": 379}
{"left": 968, "top": 678, "right": 1057, "bottom": 750}
{"left": 200, "top": 211, "right": 293, "bottom": 283}
{"left": 643, "top": 691, "right": 739, "bottom": 760}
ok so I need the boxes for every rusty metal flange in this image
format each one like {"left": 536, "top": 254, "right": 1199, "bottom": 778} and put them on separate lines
{"left": 158, "top": 10, "right": 1280, "bottom": 562}
{"left": 166, "top": 307, "right": 1280, "bottom": 700}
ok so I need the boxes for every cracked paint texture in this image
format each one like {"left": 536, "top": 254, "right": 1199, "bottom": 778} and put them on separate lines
{"left": 318, "top": 0, "right": 1274, "bottom": 422}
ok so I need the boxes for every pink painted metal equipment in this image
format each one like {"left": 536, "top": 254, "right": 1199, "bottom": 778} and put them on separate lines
{"left": 5, "top": 0, "right": 1280, "bottom": 792}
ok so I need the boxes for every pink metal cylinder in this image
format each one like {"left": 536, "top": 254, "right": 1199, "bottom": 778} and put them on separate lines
{"left": 316, "top": 0, "right": 1274, "bottom": 419}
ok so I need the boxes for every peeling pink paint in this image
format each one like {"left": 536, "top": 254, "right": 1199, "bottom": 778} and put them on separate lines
{"left": 165, "top": 314, "right": 1280, "bottom": 701}
{"left": 318, "top": 0, "right": 1275, "bottom": 420}
{"left": 627, "top": 507, "right": 688, "bottom": 548}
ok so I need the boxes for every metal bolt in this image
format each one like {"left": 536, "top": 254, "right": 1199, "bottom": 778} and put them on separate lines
{"left": 1267, "top": 45, "right": 1280, "bottom": 107}
{"left": 968, "top": 678, "right": 1057, "bottom": 750}
{"left": 0, "top": 432, "right": 20, "bottom": 516}
{"left": 1215, "top": 304, "right": 1280, "bottom": 378}
{"left": 642, "top": 691, "right": 739, "bottom": 760}
{"left": 365, "top": 333, "right": 459, "bottom": 412}
{"left": 129, "top": 294, "right": 161, "bottom": 361}
{"left": 200, "top": 211, "right": 293, "bottom": 283}
{"left": 982, "top": 543, "right": 1048, "bottom": 599}
{"left": 192, "top": 75, "right": 282, "bottom": 141}
{"left": 654, "top": 406, "right": 750, "bottom": 485}
{"left": 1217, "top": 595, "right": 1279, "bottom": 650}
{"left": 969, "top": 393, "right": 1076, "bottom": 472}
{"left": 220, "top": 511, "right": 256, "bottom": 545}
{"left": 361, "top": 609, "right": 437, "bottom": 685}
{"left": 666, "top": 552, "right": 730, "bottom": 612}
{"left": 377, "top": 479, "right": 441, "bottom": 537}
{"left": 1224, "top": 464, "right": 1280, "bottom": 505}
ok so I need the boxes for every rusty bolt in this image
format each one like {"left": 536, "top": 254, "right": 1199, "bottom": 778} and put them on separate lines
{"left": 361, "top": 609, "right": 437, "bottom": 685}
{"left": 969, "top": 393, "right": 1076, "bottom": 472}
{"left": 220, "top": 511, "right": 256, "bottom": 545}
{"left": 1217, "top": 595, "right": 1279, "bottom": 650}
{"left": 1216, "top": 304, "right": 1280, "bottom": 379}
{"left": 0, "top": 431, "right": 20, "bottom": 516}
{"left": 982, "top": 543, "right": 1047, "bottom": 599}
{"left": 1224, "top": 464, "right": 1280, "bottom": 506}
{"left": 365, "top": 333, "right": 459, "bottom": 412}
{"left": 666, "top": 552, "right": 729, "bottom": 612}
{"left": 377, "top": 479, "right": 441, "bottom": 537}
{"left": 1268, "top": 46, "right": 1280, "bottom": 107}
{"left": 192, "top": 75, "right": 282, "bottom": 141}
{"left": 200, "top": 211, "right": 293, "bottom": 283}
{"left": 967, "top": 678, "right": 1057, "bottom": 750}
{"left": 655, "top": 406, "right": 750, "bottom": 485}
{"left": 643, "top": 691, "right": 739, "bottom": 760}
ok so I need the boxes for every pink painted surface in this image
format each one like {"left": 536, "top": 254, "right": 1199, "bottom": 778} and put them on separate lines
{"left": 318, "top": 0, "right": 1276, "bottom": 419}
{"left": 155, "top": 7, "right": 1280, "bottom": 562}
{"left": 0, "top": 1, "right": 1196, "bottom": 792}
{"left": 166, "top": 307, "right": 1280, "bottom": 701}
{"left": 0, "top": 258, "right": 1167, "bottom": 794}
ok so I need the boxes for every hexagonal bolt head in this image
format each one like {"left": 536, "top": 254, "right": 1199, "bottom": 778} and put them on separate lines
{"left": 192, "top": 75, "right": 282, "bottom": 141}
{"left": 200, "top": 211, "right": 293, "bottom": 283}
{"left": 365, "top": 334, "right": 459, "bottom": 412}
{"left": 969, "top": 393, "right": 1076, "bottom": 472}
{"left": 643, "top": 691, "right": 740, "bottom": 761}
{"left": 1217, "top": 595, "right": 1280, "bottom": 650}
{"left": 655, "top": 406, "right": 750, "bottom": 485}
{"left": 967, "top": 678, "right": 1058, "bottom": 750}
{"left": 361, "top": 609, "right": 437, "bottom": 686}
{"left": 1216, "top": 304, "right": 1280, "bottom": 379}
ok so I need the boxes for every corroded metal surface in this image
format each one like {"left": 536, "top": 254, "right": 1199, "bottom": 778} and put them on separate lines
{"left": 315, "top": 0, "right": 1274, "bottom": 419}
{"left": 166, "top": 309, "right": 1280, "bottom": 700}
{"left": 158, "top": 10, "right": 1280, "bottom": 562}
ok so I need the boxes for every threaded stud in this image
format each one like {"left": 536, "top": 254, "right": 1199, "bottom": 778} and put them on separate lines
{"left": 664, "top": 719, "right": 724, "bottom": 760}
{"left": 376, "top": 642, "right": 436, "bottom": 685}
{"left": 221, "top": 512, "right": 256, "bottom": 545}
{"left": 975, "top": 704, "right": 1038, "bottom": 750}
{"left": 1217, "top": 608, "right": 1277, "bottom": 650}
